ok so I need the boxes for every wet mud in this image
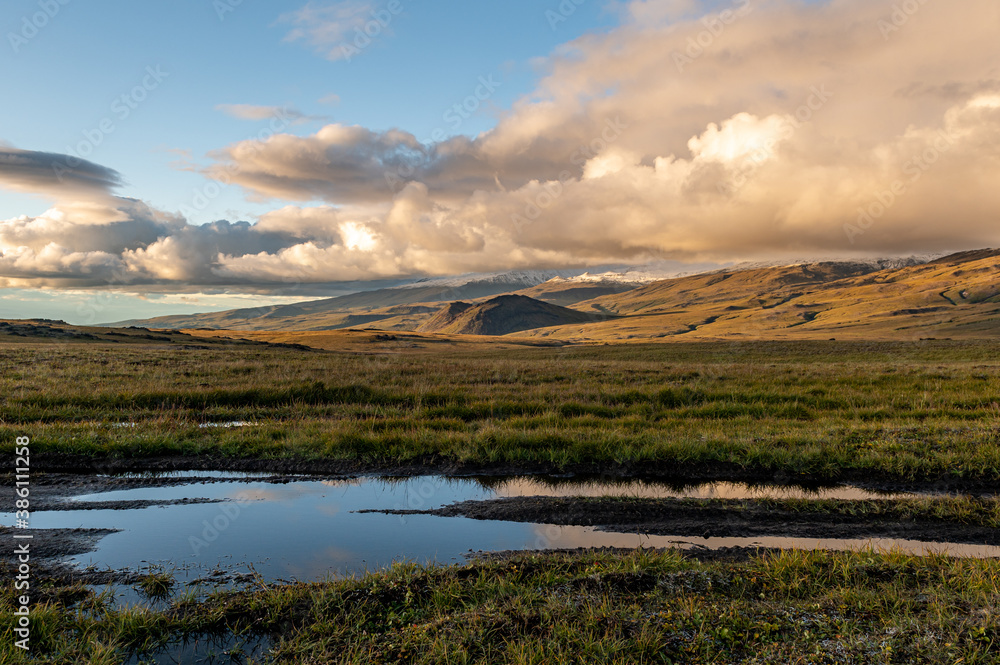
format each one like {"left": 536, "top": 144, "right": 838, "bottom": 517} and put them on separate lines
{"left": 375, "top": 496, "right": 1000, "bottom": 547}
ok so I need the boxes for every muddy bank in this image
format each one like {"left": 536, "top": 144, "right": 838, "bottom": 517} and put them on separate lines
{"left": 0, "top": 526, "right": 120, "bottom": 562}
{"left": 36, "top": 497, "right": 227, "bottom": 512}
{"left": 0, "top": 560, "right": 143, "bottom": 603}
{"left": 18, "top": 452, "right": 1000, "bottom": 495}
{"left": 473, "top": 545, "right": 775, "bottom": 565}
{"left": 0, "top": 522, "right": 258, "bottom": 588}
{"left": 375, "top": 496, "right": 1000, "bottom": 546}
{"left": 0, "top": 472, "right": 293, "bottom": 512}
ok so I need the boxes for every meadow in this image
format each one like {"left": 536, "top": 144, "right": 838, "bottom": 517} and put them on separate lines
{"left": 3, "top": 338, "right": 1000, "bottom": 484}
{"left": 3, "top": 548, "right": 998, "bottom": 663}
{"left": 4, "top": 336, "right": 1000, "bottom": 663}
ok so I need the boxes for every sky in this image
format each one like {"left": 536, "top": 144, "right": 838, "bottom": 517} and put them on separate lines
{"left": 1, "top": 0, "right": 998, "bottom": 323}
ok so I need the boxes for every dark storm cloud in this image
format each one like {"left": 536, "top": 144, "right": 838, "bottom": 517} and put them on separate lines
{"left": 0, "top": 147, "right": 124, "bottom": 195}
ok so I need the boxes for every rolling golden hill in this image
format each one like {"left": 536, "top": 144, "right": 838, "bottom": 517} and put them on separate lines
{"left": 92, "top": 249, "right": 1000, "bottom": 345}
{"left": 512, "top": 250, "right": 1000, "bottom": 341}
{"left": 114, "top": 278, "right": 634, "bottom": 332}
{"left": 417, "top": 295, "right": 613, "bottom": 336}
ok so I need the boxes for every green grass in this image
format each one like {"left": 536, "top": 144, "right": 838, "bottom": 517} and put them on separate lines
{"left": 2, "top": 549, "right": 998, "bottom": 663}
{"left": 136, "top": 571, "right": 175, "bottom": 601}
{"left": 4, "top": 339, "right": 1000, "bottom": 482}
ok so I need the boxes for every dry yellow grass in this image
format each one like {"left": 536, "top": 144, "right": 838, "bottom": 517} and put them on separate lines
{"left": 515, "top": 253, "right": 1000, "bottom": 342}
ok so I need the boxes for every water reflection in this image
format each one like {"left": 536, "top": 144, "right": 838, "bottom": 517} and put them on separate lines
{"left": 488, "top": 477, "right": 913, "bottom": 501}
{"left": 5, "top": 476, "right": 995, "bottom": 589}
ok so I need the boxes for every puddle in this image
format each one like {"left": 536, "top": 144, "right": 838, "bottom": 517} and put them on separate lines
{"left": 5, "top": 477, "right": 996, "bottom": 588}
{"left": 65, "top": 475, "right": 912, "bottom": 505}
{"left": 125, "top": 634, "right": 270, "bottom": 665}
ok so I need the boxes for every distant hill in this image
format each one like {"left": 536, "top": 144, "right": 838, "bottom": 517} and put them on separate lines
{"left": 105, "top": 251, "right": 1000, "bottom": 343}
{"left": 513, "top": 251, "right": 1000, "bottom": 341}
{"left": 0, "top": 320, "right": 315, "bottom": 350}
{"left": 110, "top": 270, "right": 634, "bottom": 331}
{"left": 419, "top": 295, "right": 614, "bottom": 336}
{"left": 115, "top": 259, "right": 918, "bottom": 332}
{"left": 417, "top": 301, "right": 475, "bottom": 333}
{"left": 512, "top": 278, "right": 639, "bottom": 306}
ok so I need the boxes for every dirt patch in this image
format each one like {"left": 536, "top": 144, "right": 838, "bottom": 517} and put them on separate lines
{"left": 37, "top": 497, "right": 227, "bottom": 512}
{"left": 471, "top": 545, "right": 781, "bottom": 566}
{"left": 0, "top": 526, "right": 120, "bottom": 561}
{"left": 375, "top": 496, "right": 1000, "bottom": 546}
{"left": 0, "top": 472, "right": 300, "bottom": 512}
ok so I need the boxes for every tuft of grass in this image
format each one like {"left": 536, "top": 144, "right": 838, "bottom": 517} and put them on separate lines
{"left": 137, "top": 572, "right": 175, "bottom": 600}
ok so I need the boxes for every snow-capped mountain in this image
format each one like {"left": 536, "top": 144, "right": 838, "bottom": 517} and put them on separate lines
{"left": 392, "top": 269, "right": 595, "bottom": 290}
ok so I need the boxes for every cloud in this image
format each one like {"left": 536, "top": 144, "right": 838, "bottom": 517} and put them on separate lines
{"left": 280, "top": 1, "right": 384, "bottom": 62}
{"left": 0, "top": 201, "right": 320, "bottom": 288}
{"left": 215, "top": 104, "right": 326, "bottom": 125}
{"left": 204, "top": 116, "right": 614, "bottom": 205}
{"left": 624, "top": 0, "right": 700, "bottom": 24}
{"left": 204, "top": 124, "right": 541, "bottom": 204}
{"left": 4, "top": 0, "right": 1000, "bottom": 292}
{"left": 0, "top": 148, "right": 124, "bottom": 198}
{"left": 203, "top": 0, "right": 1000, "bottom": 273}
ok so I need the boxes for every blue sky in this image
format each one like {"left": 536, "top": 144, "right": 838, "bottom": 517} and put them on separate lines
{"left": 2, "top": 0, "right": 998, "bottom": 323}
{"left": 1, "top": 0, "right": 619, "bottom": 224}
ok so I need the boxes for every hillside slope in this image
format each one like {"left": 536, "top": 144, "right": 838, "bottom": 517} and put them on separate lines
{"left": 113, "top": 274, "right": 635, "bottom": 331}
{"left": 107, "top": 251, "right": 1000, "bottom": 341}
{"left": 420, "top": 295, "right": 613, "bottom": 336}
{"left": 514, "top": 251, "right": 1000, "bottom": 341}
{"left": 511, "top": 278, "right": 640, "bottom": 307}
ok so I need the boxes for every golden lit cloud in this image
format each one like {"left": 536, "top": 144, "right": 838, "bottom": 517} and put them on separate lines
{"left": 3, "top": 0, "right": 999, "bottom": 289}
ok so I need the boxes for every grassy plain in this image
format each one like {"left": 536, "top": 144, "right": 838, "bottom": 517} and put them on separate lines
{"left": 3, "top": 548, "right": 999, "bottom": 664}
{"left": 4, "top": 334, "right": 1000, "bottom": 663}
{"left": 4, "top": 337, "right": 1000, "bottom": 483}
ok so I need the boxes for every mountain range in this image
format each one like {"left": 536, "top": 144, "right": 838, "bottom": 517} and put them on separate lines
{"left": 113, "top": 250, "right": 1000, "bottom": 342}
